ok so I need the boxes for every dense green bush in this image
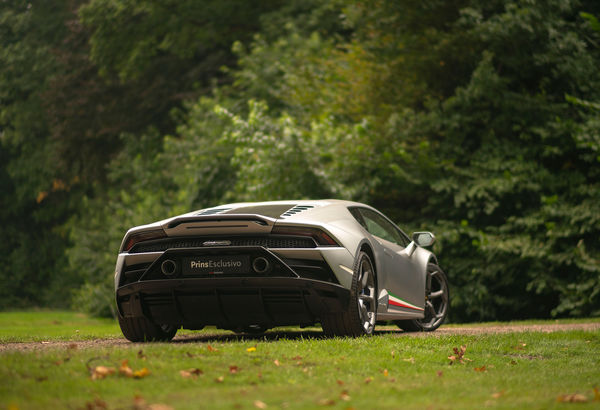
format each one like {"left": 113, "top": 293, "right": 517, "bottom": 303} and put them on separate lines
{"left": 1, "top": 0, "right": 598, "bottom": 320}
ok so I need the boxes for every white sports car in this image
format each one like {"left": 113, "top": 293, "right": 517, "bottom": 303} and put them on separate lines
{"left": 115, "top": 200, "right": 449, "bottom": 341}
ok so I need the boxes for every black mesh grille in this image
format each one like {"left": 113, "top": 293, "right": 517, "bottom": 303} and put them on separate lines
{"left": 130, "top": 236, "right": 316, "bottom": 253}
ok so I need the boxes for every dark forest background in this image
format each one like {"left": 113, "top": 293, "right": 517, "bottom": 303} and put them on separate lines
{"left": 1, "top": 0, "right": 599, "bottom": 321}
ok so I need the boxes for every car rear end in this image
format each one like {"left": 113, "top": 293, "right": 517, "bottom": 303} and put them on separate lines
{"left": 114, "top": 202, "right": 355, "bottom": 334}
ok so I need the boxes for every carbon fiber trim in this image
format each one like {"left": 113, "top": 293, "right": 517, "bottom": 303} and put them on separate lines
{"left": 129, "top": 236, "right": 316, "bottom": 253}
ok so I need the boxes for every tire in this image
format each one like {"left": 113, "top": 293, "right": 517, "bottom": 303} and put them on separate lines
{"left": 118, "top": 315, "right": 178, "bottom": 342}
{"left": 395, "top": 263, "right": 449, "bottom": 332}
{"left": 321, "top": 251, "right": 377, "bottom": 337}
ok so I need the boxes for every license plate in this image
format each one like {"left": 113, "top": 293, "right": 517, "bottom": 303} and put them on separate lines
{"left": 182, "top": 255, "right": 250, "bottom": 275}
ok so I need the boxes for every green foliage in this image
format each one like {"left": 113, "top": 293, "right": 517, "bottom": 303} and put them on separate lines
{"left": 2, "top": 0, "right": 599, "bottom": 321}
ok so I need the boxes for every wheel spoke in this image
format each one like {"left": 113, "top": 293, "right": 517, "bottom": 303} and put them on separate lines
{"left": 425, "top": 301, "right": 436, "bottom": 317}
{"left": 361, "top": 268, "right": 370, "bottom": 288}
{"left": 429, "top": 290, "right": 444, "bottom": 299}
{"left": 359, "top": 294, "right": 375, "bottom": 304}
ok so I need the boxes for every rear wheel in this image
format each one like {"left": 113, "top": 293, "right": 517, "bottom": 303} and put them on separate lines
{"left": 395, "top": 263, "right": 449, "bottom": 332}
{"left": 118, "top": 316, "right": 178, "bottom": 342}
{"left": 321, "top": 251, "right": 377, "bottom": 337}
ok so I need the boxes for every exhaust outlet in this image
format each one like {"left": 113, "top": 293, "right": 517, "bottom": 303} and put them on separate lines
{"left": 161, "top": 259, "right": 177, "bottom": 276}
{"left": 252, "top": 257, "right": 270, "bottom": 273}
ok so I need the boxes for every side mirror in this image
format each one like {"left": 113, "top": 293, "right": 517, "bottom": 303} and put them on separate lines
{"left": 412, "top": 232, "right": 436, "bottom": 247}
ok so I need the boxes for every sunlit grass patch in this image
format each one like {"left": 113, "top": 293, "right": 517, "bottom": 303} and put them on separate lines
{"left": 1, "top": 311, "right": 599, "bottom": 409}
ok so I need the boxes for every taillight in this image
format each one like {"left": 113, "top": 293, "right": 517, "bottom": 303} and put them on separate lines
{"left": 271, "top": 226, "right": 339, "bottom": 246}
{"left": 122, "top": 229, "right": 167, "bottom": 252}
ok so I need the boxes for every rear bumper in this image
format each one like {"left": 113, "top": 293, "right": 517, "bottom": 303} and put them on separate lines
{"left": 116, "top": 277, "right": 350, "bottom": 329}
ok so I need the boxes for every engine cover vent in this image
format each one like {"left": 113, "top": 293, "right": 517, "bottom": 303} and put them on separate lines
{"left": 281, "top": 205, "right": 314, "bottom": 218}
{"left": 196, "top": 208, "right": 232, "bottom": 216}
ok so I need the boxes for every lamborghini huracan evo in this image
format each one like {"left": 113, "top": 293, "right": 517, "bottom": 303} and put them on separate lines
{"left": 114, "top": 200, "right": 449, "bottom": 341}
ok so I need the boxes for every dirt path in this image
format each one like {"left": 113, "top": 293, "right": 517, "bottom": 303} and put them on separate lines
{"left": 1, "top": 322, "right": 598, "bottom": 352}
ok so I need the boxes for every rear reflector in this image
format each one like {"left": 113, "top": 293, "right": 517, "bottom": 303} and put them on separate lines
{"left": 271, "top": 226, "right": 339, "bottom": 246}
{"left": 123, "top": 229, "right": 167, "bottom": 252}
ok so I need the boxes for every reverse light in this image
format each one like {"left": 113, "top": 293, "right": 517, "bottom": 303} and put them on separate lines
{"left": 271, "top": 226, "right": 339, "bottom": 246}
{"left": 122, "top": 229, "right": 167, "bottom": 252}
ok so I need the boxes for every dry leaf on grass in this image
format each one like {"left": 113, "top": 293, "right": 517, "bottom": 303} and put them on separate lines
{"left": 215, "top": 376, "right": 225, "bottom": 383}
{"left": 207, "top": 345, "right": 217, "bottom": 352}
{"left": 180, "top": 368, "right": 203, "bottom": 379}
{"left": 557, "top": 393, "right": 588, "bottom": 403}
{"left": 229, "top": 365, "right": 240, "bottom": 374}
{"left": 273, "top": 359, "right": 280, "bottom": 366}
{"left": 85, "top": 398, "right": 108, "bottom": 409}
{"left": 317, "top": 399, "right": 335, "bottom": 406}
{"left": 364, "top": 377, "right": 373, "bottom": 384}
{"left": 336, "top": 380, "right": 344, "bottom": 386}
{"left": 594, "top": 387, "right": 600, "bottom": 401}
{"left": 340, "top": 391, "right": 350, "bottom": 401}
{"left": 133, "top": 368, "right": 150, "bottom": 379}
{"left": 403, "top": 357, "right": 415, "bottom": 364}
{"left": 491, "top": 390, "right": 505, "bottom": 399}
{"left": 448, "top": 345, "right": 469, "bottom": 365}
{"left": 247, "top": 347, "right": 257, "bottom": 353}
{"left": 138, "top": 350, "right": 146, "bottom": 360}
{"left": 253, "top": 400, "right": 268, "bottom": 409}
{"left": 474, "top": 365, "right": 487, "bottom": 372}
{"left": 382, "top": 369, "right": 389, "bottom": 377}
{"left": 91, "top": 366, "right": 115, "bottom": 380}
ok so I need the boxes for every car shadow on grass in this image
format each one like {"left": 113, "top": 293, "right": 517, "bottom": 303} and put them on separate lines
{"left": 171, "top": 328, "right": 404, "bottom": 344}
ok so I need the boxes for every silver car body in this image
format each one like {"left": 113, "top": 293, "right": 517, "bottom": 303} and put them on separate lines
{"left": 115, "top": 200, "right": 439, "bottom": 333}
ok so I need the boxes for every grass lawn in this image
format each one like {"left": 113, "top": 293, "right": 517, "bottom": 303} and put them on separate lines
{"left": 1, "top": 311, "right": 599, "bottom": 409}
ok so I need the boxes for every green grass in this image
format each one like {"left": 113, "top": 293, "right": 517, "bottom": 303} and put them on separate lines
{"left": 0, "top": 310, "right": 121, "bottom": 342}
{"left": 1, "top": 311, "right": 599, "bottom": 409}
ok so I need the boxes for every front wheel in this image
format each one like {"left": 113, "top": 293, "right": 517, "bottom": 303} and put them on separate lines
{"left": 395, "top": 263, "right": 449, "bottom": 332}
{"left": 118, "top": 316, "right": 178, "bottom": 342}
{"left": 321, "top": 251, "right": 377, "bottom": 337}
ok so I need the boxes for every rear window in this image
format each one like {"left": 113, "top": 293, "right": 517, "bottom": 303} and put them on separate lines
{"left": 223, "top": 204, "right": 296, "bottom": 219}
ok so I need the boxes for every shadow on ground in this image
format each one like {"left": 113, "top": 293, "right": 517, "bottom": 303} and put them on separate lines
{"left": 172, "top": 328, "right": 404, "bottom": 344}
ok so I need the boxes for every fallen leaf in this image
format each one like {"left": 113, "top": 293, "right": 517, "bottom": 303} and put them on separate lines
{"left": 215, "top": 376, "right": 225, "bottom": 383}
{"left": 491, "top": 390, "right": 505, "bottom": 399}
{"left": 474, "top": 365, "right": 487, "bottom": 372}
{"left": 147, "top": 405, "right": 174, "bottom": 410}
{"left": 138, "top": 350, "right": 146, "bottom": 360}
{"left": 229, "top": 365, "right": 240, "bottom": 374}
{"left": 391, "top": 351, "right": 396, "bottom": 358}
{"left": 133, "top": 368, "right": 150, "bottom": 379}
{"left": 254, "top": 400, "right": 267, "bottom": 409}
{"left": 91, "top": 366, "right": 115, "bottom": 380}
{"left": 449, "top": 346, "right": 469, "bottom": 364}
{"left": 557, "top": 394, "right": 588, "bottom": 403}
{"left": 119, "top": 360, "right": 133, "bottom": 377}
{"left": 85, "top": 398, "right": 107, "bottom": 409}
{"left": 247, "top": 347, "right": 257, "bottom": 353}
{"left": 41, "top": 341, "right": 50, "bottom": 344}
{"left": 594, "top": 387, "right": 600, "bottom": 402}
{"left": 383, "top": 369, "right": 389, "bottom": 377}
{"left": 510, "top": 360, "right": 517, "bottom": 365}
{"left": 364, "top": 377, "right": 373, "bottom": 384}
{"left": 68, "top": 343, "right": 78, "bottom": 350}
{"left": 317, "top": 399, "right": 335, "bottom": 406}
{"left": 340, "top": 391, "right": 350, "bottom": 401}
{"left": 291, "top": 356, "right": 302, "bottom": 360}
{"left": 403, "top": 357, "right": 415, "bottom": 363}
{"left": 436, "top": 371, "right": 443, "bottom": 378}
{"left": 180, "top": 368, "right": 203, "bottom": 379}
{"left": 273, "top": 359, "right": 280, "bottom": 367}
{"left": 336, "top": 380, "right": 344, "bottom": 386}
{"left": 207, "top": 345, "right": 217, "bottom": 352}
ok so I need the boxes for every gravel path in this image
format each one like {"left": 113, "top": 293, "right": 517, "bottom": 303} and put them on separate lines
{"left": 1, "top": 322, "right": 598, "bottom": 352}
